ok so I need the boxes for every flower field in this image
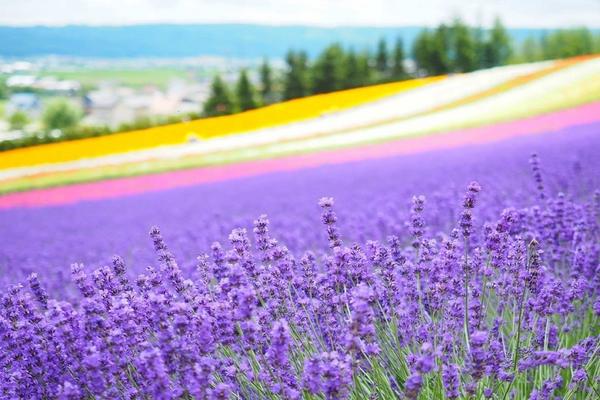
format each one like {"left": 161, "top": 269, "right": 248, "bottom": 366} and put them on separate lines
{"left": 1, "top": 56, "right": 599, "bottom": 399}
{"left": 0, "top": 76, "right": 442, "bottom": 172}
{"left": 0, "top": 56, "right": 599, "bottom": 196}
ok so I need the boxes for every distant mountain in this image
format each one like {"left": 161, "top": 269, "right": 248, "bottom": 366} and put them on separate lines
{"left": 0, "top": 24, "right": 578, "bottom": 59}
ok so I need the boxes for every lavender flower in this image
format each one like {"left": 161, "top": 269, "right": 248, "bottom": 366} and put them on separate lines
{"left": 27, "top": 273, "right": 48, "bottom": 309}
{"left": 71, "top": 263, "right": 94, "bottom": 298}
{"left": 529, "top": 153, "right": 545, "bottom": 200}
{"left": 136, "top": 343, "right": 174, "bottom": 400}
{"left": 442, "top": 364, "right": 460, "bottom": 398}
{"left": 469, "top": 330, "right": 488, "bottom": 380}
{"left": 345, "top": 283, "right": 380, "bottom": 357}
{"left": 208, "top": 383, "right": 231, "bottom": 400}
{"left": 253, "top": 214, "right": 273, "bottom": 262}
{"left": 404, "top": 372, "right": 422, "bottom": 399}
{"left": 302, "top": 356, "right": 323, "bottom": 394}
{"left": 320, "top": 351, "right": 352, "bottom": 400}
{"left": 150, "top": 226, "right": 185, "bottom": 293}
{"left": 319, "top": 197, "right": 342, "bottom": 249}
{"left": 111, "top": 255, "right": 133, "bottom": 293}
{"left": 410, "top": 195, "right": 426, "bottom": 248}
{"left": 460, "top": 181, "right": 481, "bottom": 238}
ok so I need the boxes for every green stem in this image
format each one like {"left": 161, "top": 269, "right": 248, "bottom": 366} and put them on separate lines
{"left": 463, "top": 237, "right": 471, "bottom": 354}
{"left": 502, "top": 287, "right": 528, "bottom": 400}
{"left": 480, "top": 254, "right": 492, "bottom": 328}
{"left": 513, "top": 289, "right": 527, "bottom": 371}
{"left": 543, "top": 317, "right": 550, "bottom": 351}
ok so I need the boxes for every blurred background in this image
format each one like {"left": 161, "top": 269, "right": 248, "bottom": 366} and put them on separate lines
{"left": 1, "top": 0, "right": 600, "bottom": 288}
{"left": 0, "top": 0, "right": 598, "bottom": 148}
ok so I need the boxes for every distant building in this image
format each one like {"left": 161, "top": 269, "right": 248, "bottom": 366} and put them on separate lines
{"left": 0, "top": 61, "right": 33, "bottom": 74}
{"left": 35, "top": 76, "right": 81, "bottom": 94}
{"left": 6, "top": 74, "right": 81, "bottom": 94}
{"left": 176, "top": 97, "right": 202, "bottom": 115}
{"left": 83, "top": 90, "right": 121, "bottom": 126}
{"left": 83, "top": 83, "right": 206, "bottom": 128}
{"left": 6, "top": 93, "right": 42, "bottom": 117}
{"left": 6, "top": 75, "right": 37, "bottom": 88}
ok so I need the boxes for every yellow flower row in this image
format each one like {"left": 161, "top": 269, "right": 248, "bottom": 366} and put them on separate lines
{"left": 0, "top": 76, "right": 443, "bottom": 171}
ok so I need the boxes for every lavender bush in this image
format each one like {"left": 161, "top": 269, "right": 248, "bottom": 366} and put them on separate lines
{"left": 1, "top": 123, "right": 599, "bottom": 398}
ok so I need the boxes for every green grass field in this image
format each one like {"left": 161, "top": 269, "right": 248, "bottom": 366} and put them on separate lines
{"left": 39, "top": 68, "right": 194, "bottom": 89}
{"left": 0, "top": 100, "right": 6, "bottom": 119}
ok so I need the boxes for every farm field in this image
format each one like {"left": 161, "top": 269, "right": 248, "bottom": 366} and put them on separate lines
{"left": 39, "top": 67, "right": 194, "bottom": 89}
{"left": 0, "top": 56, "right": 599, "bottom": 399}
{"left": 0, "top": 101, "right": 598, "bottom": 208}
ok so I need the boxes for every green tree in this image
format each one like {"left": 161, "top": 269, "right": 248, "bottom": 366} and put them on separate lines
{"left": 452, "top": 19, "right": 477, "bottom": 72}
{"left": 311, "top": 44, "right": 345, "bottom": 94}
{"left": 574, "top": 28, "right": 594, "bottom": 55}
{"left": 482, "top": 17, "right": 512, "bottom": 67}
{"left": 413, "top": 26, "right": 451, "bottom": 75}
{"left": 283, "top": 50, "right": 310, "bottom": 100}
{"left": 391, "top": 37, "right": 407, "bottom": 79}
{"left": 0, "top": 78, "right": 8, "bottom": 100}
{"left": 357, "top": 51, "right": 373, "bottom": 85}
{"left": 343, "top": 49, "right": 362, "bottom": 88}
{"left": 9, "top": 111, "right": 29, "bottom": 130}
{"left": 432, "top": 24, "right": 452, "bottom": 74}
{"left": 375, "top": 38, "right": 388, "bottom": 74}
{"left": 203, "top": 74, "right": 235, "bottom": 116}
{"left": 520, "top": 37, "right": 542, "bottom": 62}
{"left": 43, "top": 99, "right": 81, "bottom": 131}
{"left": 413, "top": 29, "right": 434, "bottom": 74}
{"left": 236, "top": 69, "right": 259, "bottom": 112}
{"left": 473, "top": 25, "right": 487, "bottom": 69}
{"left": 539, "top": 33, "right": 551, "bottom": 60}
{"left": 259, "top": 59, "right": 275, "bottom": 104}
{"left": 542, "top": 28, "right": 594, "bottom": 59}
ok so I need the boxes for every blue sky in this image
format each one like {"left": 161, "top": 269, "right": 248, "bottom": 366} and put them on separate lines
{"left": 0, "top": 0, "right": 599, "bottom": 28}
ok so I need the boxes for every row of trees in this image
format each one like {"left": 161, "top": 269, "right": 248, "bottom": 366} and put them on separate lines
{"left": 203, "top": 19, "right": 600, "bottom": 117}
{"left": 516, "top": 28, "right": 600, "bottom": 62}
{"left": 7, "top": 100, "right": 81, "bottom": 132}
{"left": 204, "top": 38, "right": 408, "bottom": 116}
{"left": 203, "top": 70, "right": 260, "bottom": 117}
{"left": 412, "top": 18, "right": 512, "bottom": 75}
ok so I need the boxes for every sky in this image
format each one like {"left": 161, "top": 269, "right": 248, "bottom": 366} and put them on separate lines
{"left": 0, "top": 0, "right": 599, "bottom": 28}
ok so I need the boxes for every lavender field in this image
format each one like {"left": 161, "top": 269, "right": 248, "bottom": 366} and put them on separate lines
{"left": 1, "top": 121, "right": 599, "bottom": 399}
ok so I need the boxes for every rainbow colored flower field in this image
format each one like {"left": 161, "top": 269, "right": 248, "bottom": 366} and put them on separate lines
{"left": 0, "top": 56, "right": 599, "bottom": 399}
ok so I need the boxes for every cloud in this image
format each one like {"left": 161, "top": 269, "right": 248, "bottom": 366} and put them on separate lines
{"left": 0, "top": 0, "right": 598, "bottom": 27}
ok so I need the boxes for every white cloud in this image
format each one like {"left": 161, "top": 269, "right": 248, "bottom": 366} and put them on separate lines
{"left": 0, "top": 0, "right": 598, "bottom": 27}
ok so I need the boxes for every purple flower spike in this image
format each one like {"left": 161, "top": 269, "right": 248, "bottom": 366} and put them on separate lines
{"left": 319, "top": 197, "right": 343, "bottom": 249}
